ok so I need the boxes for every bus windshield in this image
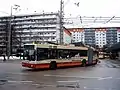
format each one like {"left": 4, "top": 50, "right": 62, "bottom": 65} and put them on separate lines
{"left": 23, "top": 45, "right": 35, "bottom": 61}
{"left": 24, "top": 45, "right": 34, "bottom": 50}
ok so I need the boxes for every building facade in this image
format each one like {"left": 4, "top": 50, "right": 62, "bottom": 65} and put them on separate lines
{"left": 84, "top": 28, "right": 95, "bottom": 47}
{"left": 117, "top": 29, "right": 120, "bottom": 42}
{"left": 68, "top": 27, "right": 120, "bottom": 48}
{"left": 0, "top": 12, "right": 66, "bottom": 54}
{"left": 95, "top": 28, "right": 107, "bottom": 48}
{"left": 106, "top": 27, "right": 117, "bottom": 46}
{"left": 68, "top": 28, "right": 85, "bottom": 43}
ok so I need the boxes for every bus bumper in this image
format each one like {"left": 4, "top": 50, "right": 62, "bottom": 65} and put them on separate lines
{"left": 22, "top": 62, "right": 50, "bottom": 69}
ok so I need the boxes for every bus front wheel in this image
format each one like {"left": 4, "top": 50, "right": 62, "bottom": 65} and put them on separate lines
{"left": 81, "top": 59, "right": 86, "bottom": 67}
{"left": 50, "top": 61, "right": 57, "bottom": 70}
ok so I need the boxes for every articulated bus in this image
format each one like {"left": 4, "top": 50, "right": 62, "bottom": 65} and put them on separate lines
{"left": 21, "top": 44, "right": 99, "bottom": 69}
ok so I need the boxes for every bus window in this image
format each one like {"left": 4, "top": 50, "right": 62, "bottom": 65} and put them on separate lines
{"left": 23, "top": 45, "right": 35, "bottom": 61}
{"left": 37, "top": 48, "right": 48, "bottom": 60}
{"left": 79, "top": 50, "right": 87, "bottom": 57}
{"left": 29, "top": 50, "right": 34, "bottom": 56}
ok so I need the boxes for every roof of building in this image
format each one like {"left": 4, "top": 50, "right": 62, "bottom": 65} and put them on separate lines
{"left": 66, "top": 27, "right": 120, "bottom": 30}
{"left": 64, "top": 29, "right": 71, "bottom": 36}
{"left": 0, "top": 12, "right": 59, "bottom": 19}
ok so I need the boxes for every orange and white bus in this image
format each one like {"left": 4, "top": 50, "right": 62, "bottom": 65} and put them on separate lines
{"left": 21, "top": 44, "right": 99, "bottom": 69}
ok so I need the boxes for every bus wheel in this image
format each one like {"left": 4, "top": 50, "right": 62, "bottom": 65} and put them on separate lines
{"left": 81, "top": 59, "right": 86, "bottom": 67}
{"left": 50, "top": 61, "right": 57, "bottom": 70}
{"left": 95, "top": 59, "right": 98, "bottom": 64}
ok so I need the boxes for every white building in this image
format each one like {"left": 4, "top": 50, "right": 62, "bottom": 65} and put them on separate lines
{"left": 68, "top": 28, "right": 85, "bottom": 43}
{"left": 67, "top": 28, "right": 108, "bottom": 48}
{"left": 117, "top": 29, "right": 120, "bottom": 42}
{"left": 0, "top": 12, "right": 62, "bottom": 53}
{"left": 95, "top": 29, "right": 107, "bottom": 48}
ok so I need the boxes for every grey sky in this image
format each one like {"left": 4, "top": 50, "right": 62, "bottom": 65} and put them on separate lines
{"left": 0, "top": 0, "right": 120, "bottom": 27}
{"left": 0, "top": 0, "right": 120, "bottom": 17}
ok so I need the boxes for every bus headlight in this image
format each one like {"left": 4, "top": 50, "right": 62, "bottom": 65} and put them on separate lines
{"left": 31, "top": 65, "right": 34, "bottom": 67}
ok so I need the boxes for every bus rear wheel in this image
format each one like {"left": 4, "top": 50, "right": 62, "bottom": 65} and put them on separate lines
{"left": 50, "top": 61, "right": 57, "bottom": 70}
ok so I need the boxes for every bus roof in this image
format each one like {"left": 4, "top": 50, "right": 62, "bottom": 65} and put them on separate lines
{"left": 23, "top": 43, "right": 98, "bottom": 51}
{"left": 30, "top": 44, "right": 89, "bottom": 50}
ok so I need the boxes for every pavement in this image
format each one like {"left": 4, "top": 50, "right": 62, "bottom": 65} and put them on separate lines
{"left": 0, "top": 59, "right": 120, "bottom": 90}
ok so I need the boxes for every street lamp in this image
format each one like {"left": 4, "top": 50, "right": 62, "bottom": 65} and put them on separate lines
{"left": 7, "top": 4, "right": 20, "bottom": 60}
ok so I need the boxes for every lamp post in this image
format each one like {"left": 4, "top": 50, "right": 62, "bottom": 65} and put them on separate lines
{"left": 7, "top": 4, "right": 20, "bottom": 60}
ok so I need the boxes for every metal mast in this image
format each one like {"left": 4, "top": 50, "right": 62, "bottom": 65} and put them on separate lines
{"left": 7, "top": 6, "right": 12, "bottom": 60}
{"left": 59, "top": 0, "right": 64, "bottom": 44}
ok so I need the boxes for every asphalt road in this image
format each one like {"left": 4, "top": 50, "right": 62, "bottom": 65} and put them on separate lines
{"left": 0, "top": 59, "right": 120, "bottom": 90}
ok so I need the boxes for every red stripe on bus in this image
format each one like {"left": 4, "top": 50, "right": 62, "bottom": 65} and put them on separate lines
{"left": 22, "top": 62, "right": 49, "bottom": 69}
{"left": 35, "top": 64, "right": 49, "bottom": 69}
{"left": 57, "top": 61, "right": 82, "bottom": 67}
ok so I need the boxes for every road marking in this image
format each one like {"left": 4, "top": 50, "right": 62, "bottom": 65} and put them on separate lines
{"left": 57, "top": 80, "right": 79, "bottom": 83}
{"left": 31, "top": 83, "right": 56, "bottom": 87}
{"left": 44, "top": 74, "right": 101, "bottom": 79}
{"left": 44, "top": 74, "right": 114, "bottom": 81}
{"left": 84, "top": 87, "right": 105, "bottom": 90}
{"left": 5, "top": 72, "right": 24, "bottom": 75}
{"left": 98, "top": 77, "right": 112, "bottom": 80}
{"left": 10, "top": 73, "right": 29, "bottom": 75}
{"left": 57, "top": 80, "right": 80, "bottom": 88}
{"left": 8, "top": 80, "right": 33, "bottom": 83}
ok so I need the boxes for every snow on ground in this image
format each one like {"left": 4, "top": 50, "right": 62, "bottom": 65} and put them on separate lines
{"left": 0, "top": 56, "right": 20, "bottom": 60}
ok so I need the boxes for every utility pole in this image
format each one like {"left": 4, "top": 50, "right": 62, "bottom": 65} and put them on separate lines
{"left": 59, "top": 0, "right": 64, "bottom": 44}
{"left": 7, "top": 4, "right": 20, "bottom": 60}
{"left": 7, "top": 6, "right": 12, "bottom": 60}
